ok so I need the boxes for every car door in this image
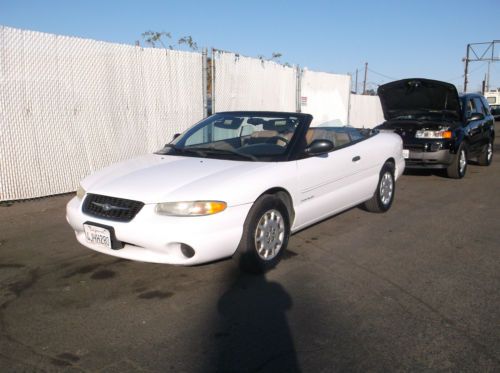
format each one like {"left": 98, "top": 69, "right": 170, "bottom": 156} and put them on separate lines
{"left": 478, "top": 96, "right": 495, "bottom": 144}
{"left": 293, "top": 135, "right": 376, "bottom": 230}
{"left": 463, "top": 97, "right": 483, "bottom": 154}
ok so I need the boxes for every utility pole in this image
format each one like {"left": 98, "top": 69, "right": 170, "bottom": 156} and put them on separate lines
{"left": 486, "top": 61, "right": 491, "bottom": 92}
{"left": 355, "top": 68, "right": 358, "bottom": 94}
{"left": 363, "top": 62, "right": 368, "bottom": 94}
{"left": 463, "top": 40, "right": 500, "bottom": 93}
{"left": 463, "top": 44, "right": 470, "bottom": 93}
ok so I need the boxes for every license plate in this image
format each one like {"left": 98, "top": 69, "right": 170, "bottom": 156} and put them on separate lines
{"left": 402, "top": 149, "right": 410, "bottom": 159}
{"left": 84, "top": 224, "right": 112, "bottom": 250}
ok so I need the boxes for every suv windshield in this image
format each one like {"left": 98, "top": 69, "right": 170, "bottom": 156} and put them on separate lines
{"left": 157, "top": 113, "right": 304, "bottom": 161}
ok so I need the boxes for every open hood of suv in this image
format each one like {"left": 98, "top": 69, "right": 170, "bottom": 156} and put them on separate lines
{"left": 377, "top": 78, "right": 462, "bottom": 121}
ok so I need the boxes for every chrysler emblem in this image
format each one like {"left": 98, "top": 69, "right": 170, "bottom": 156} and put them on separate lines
{"left": 91, "top": 202, "right": 129, "bottom": 212}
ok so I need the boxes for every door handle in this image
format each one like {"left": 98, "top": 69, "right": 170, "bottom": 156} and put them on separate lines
{"left": 352, "top": 156, "right": 361, "bottom": 162}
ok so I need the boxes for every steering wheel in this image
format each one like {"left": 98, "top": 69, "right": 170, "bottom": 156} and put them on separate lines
{"left": 265, "top": 136, "right": 290, "bottom": 145}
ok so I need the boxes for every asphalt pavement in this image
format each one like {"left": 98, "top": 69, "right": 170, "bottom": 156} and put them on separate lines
{"left": 1, "top": 128, "right": 499, "bottom": 372}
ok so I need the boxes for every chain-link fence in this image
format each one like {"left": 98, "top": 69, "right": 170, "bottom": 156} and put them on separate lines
{"left": 0, "top": 26, "right": 204, "bottom": 201}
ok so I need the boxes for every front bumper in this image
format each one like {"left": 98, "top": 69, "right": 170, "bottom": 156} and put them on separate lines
{"left": 66, "top": 196, "right": 252, "bottom": 265}
{"left": 404, "top": 141, "right": 454, "bottom": 169}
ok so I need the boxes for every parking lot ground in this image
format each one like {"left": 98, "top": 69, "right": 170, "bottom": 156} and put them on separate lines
{"left": 1, "top": 130, "right": 500, "bottom": 372}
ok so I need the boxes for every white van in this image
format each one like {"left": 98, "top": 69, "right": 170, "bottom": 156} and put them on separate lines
{"left": 485, "top": 89, "right": 500, "bottom": 119}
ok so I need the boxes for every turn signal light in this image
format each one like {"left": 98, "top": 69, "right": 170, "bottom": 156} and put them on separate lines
{"left": 442, "top": 131, "right": 452, "bottom": 139}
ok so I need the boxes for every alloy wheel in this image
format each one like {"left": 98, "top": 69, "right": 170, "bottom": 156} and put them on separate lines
{"left": 254, "top": 209, "right": 285, "bottom": 261}
{"left": 487, "top": 142, "right": 493, "bottom": 162}
{"left": 380, "top": 171, "right": 393, "bottom": 206}
{"left": 459, "top": 149, "right": 467, "bottom": 175}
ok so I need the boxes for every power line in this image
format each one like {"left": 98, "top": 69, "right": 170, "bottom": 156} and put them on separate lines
{"left": 367, "top": 67, "right": 398, "bottom": 81}
{"left": 445, "top": 62, "right": 488, "bottom": 83}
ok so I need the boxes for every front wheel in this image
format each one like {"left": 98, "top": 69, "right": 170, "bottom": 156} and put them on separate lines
{"left": 363, "top": 162, "right": 395, "bottom": 213}
{"left": 477, "top": 139, "right": 493, "bottom": 166}
{"left": 235, "top": 195, "right": 290, "bottom": 273}
{"left": 446, "top": 144, "right": 467, "bottom": 179}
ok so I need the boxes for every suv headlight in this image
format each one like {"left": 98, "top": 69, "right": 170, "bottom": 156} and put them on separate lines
{"left": 415, "top": 130, "right": 452, "bottom": 139}
{"left": 156, "top": 201, "right": 227, "bottom": 216}
{"left": 76, "top": 185, "right": 86, "bottom": 199}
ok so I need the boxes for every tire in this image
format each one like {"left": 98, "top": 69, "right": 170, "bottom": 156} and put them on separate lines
{"left": 234, "top": 194, "right": 290, "bottom": 274}
{"left": 363, "top": 162, "right": 395, "bottom": 213}
{"left": 446, "top": 143, "right": 467, "bottom": 179}
{"left": 477, "top": 138, "right": 493, "bottom": 166}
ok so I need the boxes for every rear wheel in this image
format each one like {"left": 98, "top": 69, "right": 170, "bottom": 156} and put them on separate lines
{"left": 235, "top": 195, "right": 290, "bottom": 273}
{"left": 363, "top": 162, "right": 395, "bottom": 213}
{"left": 478, "top": 139, "right": 493, "bottom": 166}
{"left": 446, "top": 143, "right": 467, "bottom": 179}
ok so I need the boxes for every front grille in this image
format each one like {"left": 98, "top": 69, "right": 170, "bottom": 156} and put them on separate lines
{"left": 405, "top": 144, "right": 425, "bottom": 152}
{"left": 82, "top": 194, "right": 144, "bottom": 222}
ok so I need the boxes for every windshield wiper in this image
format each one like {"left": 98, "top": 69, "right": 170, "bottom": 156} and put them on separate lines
{"left": 161, "top": 144, "right": 207, "bottom": 157}
{"left": 189, "top": 146, "right": 258, "bottom": 161}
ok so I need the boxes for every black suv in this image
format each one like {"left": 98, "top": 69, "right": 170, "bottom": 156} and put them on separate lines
{"left": 376, "top": 78, "right": 495, "bottom": 178}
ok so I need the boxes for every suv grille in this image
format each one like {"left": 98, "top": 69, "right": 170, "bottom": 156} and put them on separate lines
{"left": 82, "top": 194, "right": 144, "bottom": 222}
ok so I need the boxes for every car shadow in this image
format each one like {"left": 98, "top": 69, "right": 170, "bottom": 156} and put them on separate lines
{"left": 403, "top": 168, "right": 446, "bottom": 178}
{"left": 206, "top": 267, "right": 300, "bottom": 372}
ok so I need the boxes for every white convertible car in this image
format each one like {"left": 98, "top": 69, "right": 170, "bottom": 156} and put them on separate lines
{"left": 67, "top": 112, "right": 405, "bottom": 272}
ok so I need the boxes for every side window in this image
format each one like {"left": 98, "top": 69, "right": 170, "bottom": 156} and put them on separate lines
{"left": 305, "top": 127, "right": 368, "bottom": 148}
{"left": 465, "top": 99, "right": 476, "bottom": 119}
{"left": 473, "top": 97, "right": 487, "bottom": 115}
{"left": 346, "top": 128, "right": 365, "bottom": 141}
{"left": 480, "top": 97, "right": 491, "bottom": 115}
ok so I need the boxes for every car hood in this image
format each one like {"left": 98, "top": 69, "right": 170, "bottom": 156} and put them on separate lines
{"left": 377, "top": 78, "right": 462, "bottom": 121}
{"left": 81, "top": 154, "right": 271, "bottom": 205}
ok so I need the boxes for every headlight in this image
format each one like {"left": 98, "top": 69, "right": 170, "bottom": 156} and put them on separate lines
{"left": 155, "top": 201, "right": 227, "bottom": 216}
{"left": 76, "top": 185, "right": 86, "bottom": 199}
{"left": 415, "top": 130, "right": 452, "bottom": 139}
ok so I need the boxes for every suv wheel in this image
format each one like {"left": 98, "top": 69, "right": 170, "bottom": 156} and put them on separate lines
{"left": 446, "top": 143, "right": 467, "bottom": 179}
{"left": 478, "top": 139, "right": 493, "bottom": 166}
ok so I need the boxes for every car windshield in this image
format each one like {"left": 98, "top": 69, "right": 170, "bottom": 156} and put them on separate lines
{"left": 156, "top": 113, "right": 304, "bottom": 161}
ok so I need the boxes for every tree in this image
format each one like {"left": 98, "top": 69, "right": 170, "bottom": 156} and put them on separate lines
{"left": 138, "top": 31, "right": 198, "bottom": 51}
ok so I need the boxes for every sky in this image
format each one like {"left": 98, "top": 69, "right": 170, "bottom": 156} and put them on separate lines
{"left": 1, "top": 0, "right": 499, "bottom": 93}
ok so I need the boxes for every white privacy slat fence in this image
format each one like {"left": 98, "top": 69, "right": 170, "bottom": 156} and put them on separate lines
{"left": 212, "top": 50, "right": 297, "bottom": 113}
{"left": 0, "top": 26, "right": 387, "bottom": 201}
{"left": 300, "top": 69, "right": 351, "bottom": 126}
{"left": 349, "top": 94, "right": 385, "bottom": 128}
{"left": 0, "top": 26, "right": 204, "bottom": 201}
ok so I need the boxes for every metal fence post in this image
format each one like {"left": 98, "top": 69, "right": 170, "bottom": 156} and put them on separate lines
{"left": 296, "top": 66, "right": 301, "bottom": 113}
{"left": 202, "top": 48, "right": 208, "bottom": 117}
{"left": 347, "top": 73, "right": 352, "bottom": 125}
{"left": 211, "top": 48, "right": 216, "bottom": 114}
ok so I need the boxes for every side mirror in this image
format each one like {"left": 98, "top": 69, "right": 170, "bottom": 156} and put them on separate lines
{"left": 172, "top": 133, "right": 181, "bottom": 140}
{"left": 305, "top": 139, "right": 334, "bottom": 155}
{"left": 468, "top": 112, "right": 484, "bottom": 122}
